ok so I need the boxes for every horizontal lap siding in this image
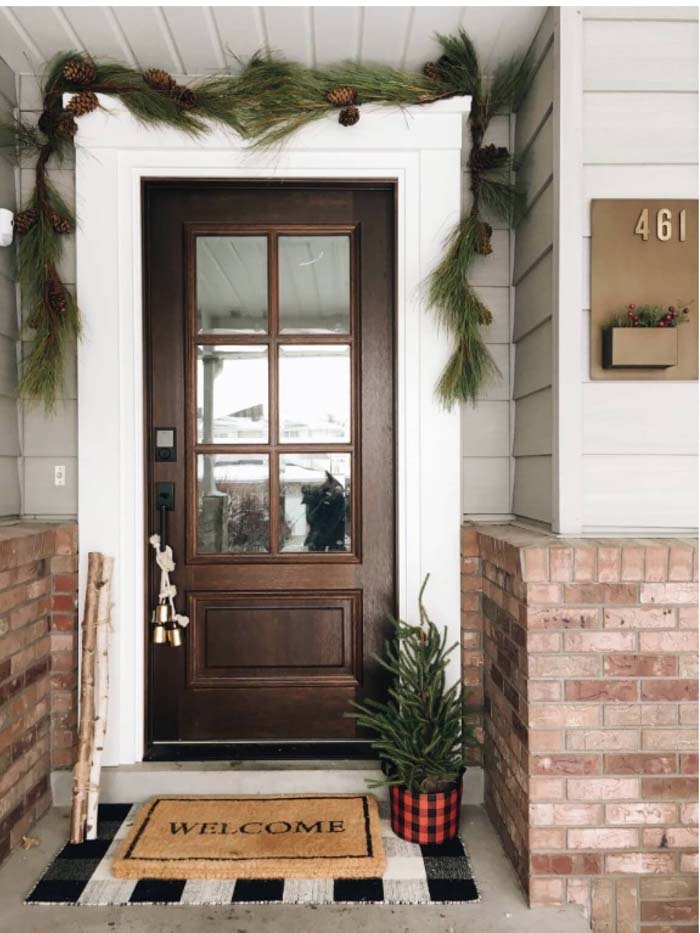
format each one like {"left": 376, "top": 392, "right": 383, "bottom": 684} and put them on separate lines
{"left": 461, "top": 112, "right": 514, "bottom": 519}
{"left": 512, "top": 11, "right": 555, "bottom": 526}
{"left": 0, "top": 59, "right": 19, "bottom": 517}
{"left": 581, "top": 9, "right": 699, "bottom": 533}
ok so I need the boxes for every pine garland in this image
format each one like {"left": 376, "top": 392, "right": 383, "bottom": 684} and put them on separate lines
{"left": 3, "top": 31, "right": 529, "bottom": 408}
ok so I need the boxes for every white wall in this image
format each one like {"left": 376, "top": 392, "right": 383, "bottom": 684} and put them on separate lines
{"left": 580, "top": 6, "right": 698, "bottom": 532}
{"left": 0, "top": 57, "right": 20, "bottom": 517}
{"left": 511, "top": 10, "right": 555, "bottom": 526}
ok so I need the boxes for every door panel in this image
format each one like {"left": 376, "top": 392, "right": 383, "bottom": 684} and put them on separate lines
{"left": 144, "top": 182, "right": 395, "bottom": 746}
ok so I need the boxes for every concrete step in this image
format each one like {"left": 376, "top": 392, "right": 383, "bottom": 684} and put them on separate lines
{"left": 52, "top": 761, "right": 484, "bottom": 806}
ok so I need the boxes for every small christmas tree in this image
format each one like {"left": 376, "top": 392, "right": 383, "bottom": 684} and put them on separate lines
{"left": 348, "top": 575, "right": 469, "bottom": 793}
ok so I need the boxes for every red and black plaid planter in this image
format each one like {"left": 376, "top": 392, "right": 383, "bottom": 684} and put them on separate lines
{"left": 390, "top": 780, "right": 463, "bottom": 845}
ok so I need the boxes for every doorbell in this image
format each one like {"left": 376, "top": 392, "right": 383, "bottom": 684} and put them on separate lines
{"left": 0, "top": 209, "right": 13, "bottom": 247}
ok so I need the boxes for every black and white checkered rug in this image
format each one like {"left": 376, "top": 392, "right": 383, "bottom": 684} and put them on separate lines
{"left": 27, "top": 803, "right": 479, "bottom": 906}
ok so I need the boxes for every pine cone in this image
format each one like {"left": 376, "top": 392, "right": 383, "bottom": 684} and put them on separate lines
{"left": 423, "top": 62, "right": 441, "bottom": 81}
{"left": 470, "top": 144, "right": 509, "bottom": 172}
{"left": 47, "top": 279, "right": 68, "bottom": 314}
{"left": 14, "top": 208, "right": 38, "bottom": 235}
{"left": 325, "top": 86, "right": 356, "bottom": 107}
{"left": 49, "top": 211, "right": 73, "bottom": 235}
{"left": 476, "top": 221, "right": 493, "bottom": 256}
{"left": 62, "top": 58, "right": 96, "bottom": 86}
{"left": 65, "top": 90, "right": 99, "bottom": 117}
{"left": 338, "top": 105, "right": 360, "bottom": 127}
{"left": 172, "top": 86, "right": 196, "bottom": 110}
{"left": 143, "top": 68, "right": 176, "bottom": 92}
{"left": 56, "top": 113, "right": 78, "bottom": 138}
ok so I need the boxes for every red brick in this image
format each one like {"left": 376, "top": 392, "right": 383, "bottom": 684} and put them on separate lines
{"left": 574, "top": 548, "right": 597, "bottom": 583}
{"left": 645, "top": 547, "right": 669, "bottom": 582}
{"left": 679, "top": 607, "right": 698, "bottom": 629}
{"left": 669, "top": 547, "right": 694, "bottom": 582}
{"left": 621, "top": 547, "right": 645, "bottom": 582}
{"left": 568, "top": 827, "right": 638, "bottom": 849}
{"left": 527, "top": 584, "right": 562, "bottom": 605}
{"left": 640, "top": 631, "right": 698, "bottom": 653}
{"left": 549, "top": 548, "right": 573, "bottom": 583}
{"left": 680, "top": 754, "right": 698, "bottom": 775}
{"left": 641, "top": 679, "right": 698, "bottom": 702}
{"left": 52, "top": 572, "right": 78, "bottom": 593}
{"left": 606, "top": 802, "right": 678, "bottom": 825}
{"left": 565, "top": 680, "right": 638, "bottom": 702}
{"left": 564, "top": 583, "right": 640, "bottom": 605}
{"left": 615, "top": 877, "right": 639, "bottom": 933}
{"left": 51, "top": 613, "right": 77, "bottom": 632}
{"left": 642, "top": 777, "right": 698, "bottom": 799}
{"left": 641, "top": 583, "right": 697, "bottom": 605}
{"left": 597, "top": 547, "right": 621, "bottom": 582}
{"left": 568, "top": 778, "right": 640, "bottom": 801}
{"left": 54, "top": 525, "right": 78, "bottom": 556}
{"left": 525, "top": 607, "right": 601, "bottom": 630}
{"left": 50, "top": 594, "right": 76, "bottom": 613}
{"left": 529, "top": 878, "right": 564, "bottom": 906}
{"left": 532, "top": 755, "right": 601, "bottom": 776}
{"left": 530, "top": 853, "right": 601, "bottom": 875}
{"left": 604, "top": 754, "right": 676, "bottom": 776}
{"left": 642, "top": 827, "right": 698, "bottom": 849}
{"left": 605, "top": 852, "right": 674, "bottom": 874}
{"left": 640, "top": 876, "right": 698, "bottom": 898}
{"left": 564, "top": 631, "right": 636, "bottom": 652}
{"left": 643, "top": 729, "right": 697, "bottom": 752}
{"left": 552, "top": 803, "right": 603, "bottom": 825}
{"left": 604, "top": 655, "right": 676, "bottom": 677}
{"left": 641, "top": 900, "right": 698, "bottom": 923}
{"left": 680, "top": 803, "right": 698, "bottom": 824}
{"left": 604, "top": 606, "right": 675, "bottom": 629}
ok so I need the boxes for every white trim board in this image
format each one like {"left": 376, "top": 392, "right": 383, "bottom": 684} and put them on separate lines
{"left": 74, "top": 95, "right": 470, "bottom": 768}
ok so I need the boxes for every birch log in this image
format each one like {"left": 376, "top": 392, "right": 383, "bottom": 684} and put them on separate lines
{"left": 85, "top": 556, "right": 114, "bottom": 841}
{"left": 69, "top": 552, "right": 103, "bottom": 844}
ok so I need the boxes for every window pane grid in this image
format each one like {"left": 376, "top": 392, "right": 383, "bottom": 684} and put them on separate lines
{"left": 191, "top": 226, "right": 357, "bottom": 558}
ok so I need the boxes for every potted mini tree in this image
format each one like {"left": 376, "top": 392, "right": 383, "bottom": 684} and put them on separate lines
{"left": 348, "top": 576, "right": 469, "bottom": 844}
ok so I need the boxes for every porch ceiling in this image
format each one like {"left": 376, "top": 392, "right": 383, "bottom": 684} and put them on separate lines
{"left": 0, "top": 5, "right": 544, "bottom": 76}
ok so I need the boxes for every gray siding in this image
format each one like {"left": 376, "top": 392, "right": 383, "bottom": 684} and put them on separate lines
{"left": 18, "top": 75, "right": 77, "bottom": 519}
{"left": 0, "top": 56, "right": 19, "bottom": 517}
{"left": 511, "top": 10, "right": 555, "bottom": 526}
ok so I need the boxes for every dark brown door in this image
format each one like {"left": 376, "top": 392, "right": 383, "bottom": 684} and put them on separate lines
{"left": 144, "top": 181, "right": 395, "bottom": 748}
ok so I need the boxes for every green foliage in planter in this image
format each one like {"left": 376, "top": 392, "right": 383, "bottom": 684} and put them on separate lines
{"left": 606, "top": 301, "right": 691, "bottom": 330}
{"left": 348, "top": 575, "right": 469, "bottom": 793}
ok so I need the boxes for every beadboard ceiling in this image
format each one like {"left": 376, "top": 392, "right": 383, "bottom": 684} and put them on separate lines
{"left": 0, "top": 6, "right": 544, "bottom": 77}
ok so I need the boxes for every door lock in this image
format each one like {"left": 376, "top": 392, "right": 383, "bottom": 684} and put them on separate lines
{"left": 155, "top": 427, "right": 176, "bottom": 463}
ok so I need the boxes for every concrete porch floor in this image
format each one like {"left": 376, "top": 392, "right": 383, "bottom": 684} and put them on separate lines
{"left": 0, "top": 805, "right": 590, "bottom": 933}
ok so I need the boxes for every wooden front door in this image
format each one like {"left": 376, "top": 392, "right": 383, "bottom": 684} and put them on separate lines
{"left": 144, "top": 181, "right": 396, "bottom": 750}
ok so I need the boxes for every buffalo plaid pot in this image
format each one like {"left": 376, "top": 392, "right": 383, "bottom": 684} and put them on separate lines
{"left": 389, "top": 780, "right": 463, "bottom": 845}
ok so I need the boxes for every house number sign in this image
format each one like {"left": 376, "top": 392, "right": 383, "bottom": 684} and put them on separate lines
{"left": 590, "top": 199, "right": 698, "bottom": 381}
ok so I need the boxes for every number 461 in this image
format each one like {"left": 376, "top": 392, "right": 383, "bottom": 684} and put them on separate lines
{"left": 635, "top": 207, "right": 687, "bottom": 242}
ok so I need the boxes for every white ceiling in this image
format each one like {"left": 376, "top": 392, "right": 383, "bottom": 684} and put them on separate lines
{"left": 0, "top": 6, "right": 544, "bottom": 77}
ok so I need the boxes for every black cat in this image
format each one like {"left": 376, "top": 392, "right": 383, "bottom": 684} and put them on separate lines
{"left": 301, "top": 472, "right": 346, "bottom": 551}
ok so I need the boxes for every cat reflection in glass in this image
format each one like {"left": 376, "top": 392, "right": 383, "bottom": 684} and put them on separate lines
{"left": 301, "top": 472, "right": 347, "bottom": 551}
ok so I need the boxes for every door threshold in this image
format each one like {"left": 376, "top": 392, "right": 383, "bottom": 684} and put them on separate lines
{"left": 144, "top": 741, "right": 377, "bottom": 762}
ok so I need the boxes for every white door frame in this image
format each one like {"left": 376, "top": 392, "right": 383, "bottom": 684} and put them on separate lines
{"left": 73, "top": 95, "right": 470, "bottom": 766}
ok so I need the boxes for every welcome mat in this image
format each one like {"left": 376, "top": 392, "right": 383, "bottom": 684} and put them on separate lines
{"left": 111, "top": 795, "right": 384, "bottom": 879}
{"left": 26, "top": 803, "right": 479, "bottom": 906}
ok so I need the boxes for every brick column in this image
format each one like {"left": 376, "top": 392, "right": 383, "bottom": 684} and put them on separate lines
{"left": 463, "top": 523, "right": 698, "bottom": 933}
{"left": 0, "top": 523, "right": 78, "bottom": 865}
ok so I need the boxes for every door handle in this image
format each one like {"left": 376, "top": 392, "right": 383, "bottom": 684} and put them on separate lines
{"left": 150, "top": 482, "right": 188, "bottom": 647}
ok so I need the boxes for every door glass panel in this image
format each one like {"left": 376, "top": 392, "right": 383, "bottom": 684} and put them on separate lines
{"left": 197, "top": 236, "right": 267, "bottom": 334}
{"left": 197, "top": 345, "right": 268, "bottom": 444}
{"left": 197, "top": 454, "right": 270, "bottom": 553}
{"left": 279, "top": 454, "right": 351, "bottom": 552}
{"left": 279, "top": 345, "right": 350, "bottom": 442}
{"left": 279, "top": 236, "right": 350, "bottom": 334}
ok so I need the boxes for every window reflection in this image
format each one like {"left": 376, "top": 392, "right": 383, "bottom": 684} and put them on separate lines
{"left": 280, "top": 454, "right": 351, "bottom": 552}
{"left": 197, "top": 345, "right": 268, "bottom": 444}
{"left": 197, "top": 236, "right": 267, "bottom": 334}
{"left": 279, "top": 235, "right": 350, "bottom": 334}
{"left": 197, "top": 454, "right": 269, "bottom": 553}
{"left": 279, "top": 345, "right": 350, "bottom": 442}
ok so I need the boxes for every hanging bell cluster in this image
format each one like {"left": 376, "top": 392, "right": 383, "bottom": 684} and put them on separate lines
{"left": 151, "top": 596, "right": 184, "bottom": 647}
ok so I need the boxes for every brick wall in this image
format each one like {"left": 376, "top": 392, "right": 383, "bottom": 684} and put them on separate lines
{"left": 0, "top": 523, "right": 78, "bottom": 863}
{"left": 463, "top": 523, "right": 698, "bottom": 933}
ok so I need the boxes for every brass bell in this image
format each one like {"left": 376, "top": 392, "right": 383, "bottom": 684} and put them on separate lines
{"left": 151, "top": 599, "right": 170, "bottom": 645}
{"left": 167, "top": 622, "right": 183, "bottom": 648}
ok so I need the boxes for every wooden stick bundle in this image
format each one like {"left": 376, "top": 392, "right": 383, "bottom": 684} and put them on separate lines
{"left": 69, "top": 552, "right": 114, "bottom": 844}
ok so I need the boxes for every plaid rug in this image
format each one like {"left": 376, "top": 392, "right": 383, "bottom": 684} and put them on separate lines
{"left": 26, "top": 803, "right": 479, "bottom": 906}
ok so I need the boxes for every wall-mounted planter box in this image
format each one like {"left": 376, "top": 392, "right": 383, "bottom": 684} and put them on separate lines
{"left": 602, "top": 327, "right": 678, "bottom": 369}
